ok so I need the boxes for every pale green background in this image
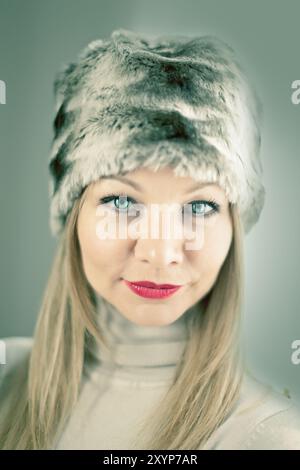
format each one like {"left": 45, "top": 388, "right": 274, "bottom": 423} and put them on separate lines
{"left": 0, "top": 0, "right": 299, "bottom": 401}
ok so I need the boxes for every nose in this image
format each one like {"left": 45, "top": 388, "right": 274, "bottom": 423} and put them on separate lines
{"left": 134, "top": 237, "right": 184, "bottom": 267}
{"left": 133, "top": 203, "right": 185, "bottom": 267}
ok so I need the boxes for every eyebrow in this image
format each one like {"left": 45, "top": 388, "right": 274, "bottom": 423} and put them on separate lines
{"left": 100, "top": 176, "right": 216, "bottom": 194}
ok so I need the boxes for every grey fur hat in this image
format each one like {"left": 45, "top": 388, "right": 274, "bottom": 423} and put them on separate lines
{"left": 49, "top": 28, "right": 265, "bottom": 237}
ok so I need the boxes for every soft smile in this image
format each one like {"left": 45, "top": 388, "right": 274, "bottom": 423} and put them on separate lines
{"left": 122, "top": 279, "right": 183, "bottom": 299}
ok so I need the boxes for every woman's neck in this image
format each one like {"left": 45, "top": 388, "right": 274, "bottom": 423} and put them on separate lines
{"left": 84, "top": 293, "right": 202, "bottom": 383}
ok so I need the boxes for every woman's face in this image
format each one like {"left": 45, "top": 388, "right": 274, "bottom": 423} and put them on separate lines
{"left": 77, "top": 166, "right": 233, "bottom": 326}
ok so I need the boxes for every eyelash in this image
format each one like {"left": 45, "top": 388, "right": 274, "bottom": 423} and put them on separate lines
{"left": 98, "top": 193, "right": 220, "bottom": 218}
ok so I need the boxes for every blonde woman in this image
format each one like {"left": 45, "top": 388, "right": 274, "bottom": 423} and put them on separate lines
{"left": 1, "top": 28, "right": 300, "bottom": 450}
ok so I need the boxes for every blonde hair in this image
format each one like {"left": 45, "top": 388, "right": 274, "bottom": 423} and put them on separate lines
{"left": 0, "top": 187, "right": 245, "bottom": 450}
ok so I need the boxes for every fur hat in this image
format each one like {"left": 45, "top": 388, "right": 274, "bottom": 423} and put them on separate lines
{"left": 49, "top": 28, "right": 265, "bottom": 237}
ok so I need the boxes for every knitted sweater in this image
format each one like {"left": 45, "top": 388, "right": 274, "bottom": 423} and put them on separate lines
{"left": 1, "top": 298, "right": 300, "bottom": 450}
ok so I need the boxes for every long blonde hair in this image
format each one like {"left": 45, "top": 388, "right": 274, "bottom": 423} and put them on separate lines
{"left": 0, "top": 188, "right": 245, "bottom": 450}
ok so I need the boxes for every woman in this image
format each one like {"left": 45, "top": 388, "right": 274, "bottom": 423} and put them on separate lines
{"left": 1, "top": 28, "right": 300, "bottom": 450}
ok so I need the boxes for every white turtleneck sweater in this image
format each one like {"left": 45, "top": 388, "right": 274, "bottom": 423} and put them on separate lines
{"left": 1, "top": 297, "right": 300, "bottom": 450}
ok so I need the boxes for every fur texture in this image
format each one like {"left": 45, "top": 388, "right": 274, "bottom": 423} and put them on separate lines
{"left": 49, "top": 28, "right": 265, "bottom": 236}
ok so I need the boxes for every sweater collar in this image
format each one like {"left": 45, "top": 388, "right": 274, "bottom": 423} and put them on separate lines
{"left": 87, "top": 293, "right": 201, "bottom": 373}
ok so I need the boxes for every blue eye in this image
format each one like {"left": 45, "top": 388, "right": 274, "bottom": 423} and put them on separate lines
{"left": 185, "top": 199, "right": 220, "bottom": 218}
{"left": 98, "top": 194, "right": 220, "bottom": 217}
{"left": 98, "top": 194, "right": 137, "bottom": 214}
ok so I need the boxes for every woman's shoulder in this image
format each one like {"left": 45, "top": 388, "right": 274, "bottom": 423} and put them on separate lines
{"left": 0, "top": 336, "right": 33, "bottom": 391}
{"left": 203, "top": 371, "right": 300, "bottom": 450}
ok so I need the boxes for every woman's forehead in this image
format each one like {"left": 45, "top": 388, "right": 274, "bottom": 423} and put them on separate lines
{"left": 92, "top": 166, "right": 226, "bottom": 196}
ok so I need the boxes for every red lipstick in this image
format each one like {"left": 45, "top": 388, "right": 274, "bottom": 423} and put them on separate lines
{"left": 123, "top": 280, "right": 183, "bottom": 299}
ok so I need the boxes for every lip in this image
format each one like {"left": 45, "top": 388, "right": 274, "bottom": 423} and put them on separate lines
{"left": 123, "top": 279, "right": 183, "bottom": 299}
{"left": 128, "top": 280, "right": 182, "bottom": 289}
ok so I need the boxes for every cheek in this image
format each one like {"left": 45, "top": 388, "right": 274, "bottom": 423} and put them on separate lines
{"left": 190, "top": 214, "right": 232, "bottom": 275}
{"left": 77, "top": 208, "right": 129, "bottom": 274}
